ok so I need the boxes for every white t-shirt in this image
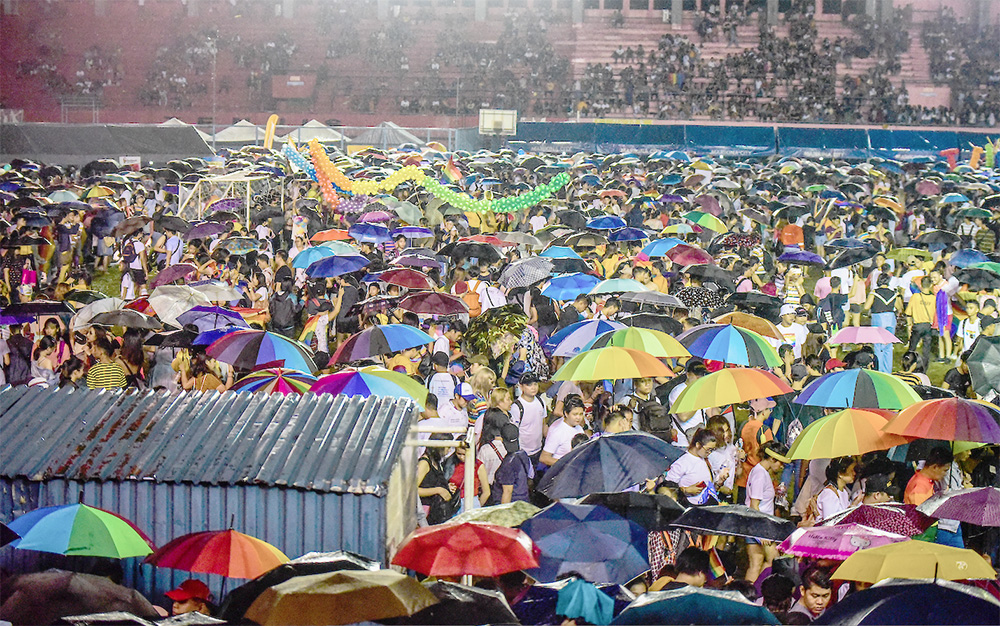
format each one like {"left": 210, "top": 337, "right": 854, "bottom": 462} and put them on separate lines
{"left": 777, "top": 322, "right": 808, "bottom": 359}
{"left": 427, "top": 371, "right": 459, "bottom": 405}
{"left": 436, "top": 400, "right": 469, "bottom": 432}
{"left": 511, "top": 396, "right": 547, "bottom": 455}
{"left": 542, "top": 417, "right": 584, "bottom": 460}
{"left": 164, "top": 235, "right": 183, "bottom": 266}
{"left": 529, "top": 215, "right": 547, "bottom": 233}
{"left": 708, "top": 444, "right": 737, "bottom": 491}
{"left": 668, "top": 382, "right": 704, "bottom": 446}
{"left": 745, "top": 462, "right": 776, "bottom": 515}
{"left": 478, "top": 439, "right": 506, "bottom": 484}
{"left": 815, "top": 485, "right": 851, "bottom": 520}
{"left": 127, "top": 240, "right": 146, "bottom": 270}
{"left": 665, "top": 451, "right": 713, "bottom": 490}
{"left": 432, "top": 335, "right": 451, "bottom": 357}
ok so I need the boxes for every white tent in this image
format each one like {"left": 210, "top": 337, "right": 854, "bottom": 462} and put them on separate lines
{"left": 159, "top": 117, "right": 212, "bottom": 142}
{"left": 278, "top": 119, "right": 350, "bottom": 144}
{"left": 351, "top": 122, "right": 424, "bottom": 148}
{"left": 212, "top": 119, "right": 264, "bottom": 145}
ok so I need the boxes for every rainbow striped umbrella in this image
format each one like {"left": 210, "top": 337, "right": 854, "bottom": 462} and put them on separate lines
{"left": 231, "top": 368, "right": 317, "bottom": 395}
{"left": 207, "top": 330, "right": 317, "bottom": 373}
{"left": 795, "top": 370, "right": 920, "bottom": 410}
{"left": 677, "top": 324, "right": 781, "bottom": 368}
{"left": 670, "top": 368, "right": 793, "bottom": 413}
{"left": 583, "top": 327, "right": 690, "bottom": 359}
{"left": 310, "top": 368, "right": 427, "bottom": 406}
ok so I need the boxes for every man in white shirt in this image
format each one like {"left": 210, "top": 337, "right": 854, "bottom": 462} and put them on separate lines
{"left": 529, "top": 208, "right": 548, "bottom": 233}
{"left": 510, "top": 373, "right": 547, "bottom": 461}
{"left": 540, "top": 395, "right": 586, "bottom": 466}
{"left": 433, "top": 382, "right": 474, "bottom": 433}
{"left": 426, "top": 352, "right": 460, "bottom": 403}
{"left": 899, "top": 256, "right": 926, "bottom": 304}
{"left": 668, "top": 361, "right": 710, "bottom": 447}
{"left": 777, "top": 304, "right": 808, "bottom": 359}
{"left": 432, "top": 320, "right": 465, "bottom": 359}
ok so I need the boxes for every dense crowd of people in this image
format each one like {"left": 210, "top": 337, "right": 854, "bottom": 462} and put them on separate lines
{"left": 2, "top": 137, "right": 1000, "bottom": 625}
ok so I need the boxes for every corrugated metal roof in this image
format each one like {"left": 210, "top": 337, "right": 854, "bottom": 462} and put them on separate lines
{"left": 0, "top": 386, "right": 418, "bottom": 496}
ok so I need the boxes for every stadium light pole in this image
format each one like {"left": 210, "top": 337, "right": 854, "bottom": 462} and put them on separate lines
{"left": 209, "top": 39, "right": 217, "bottom": 151}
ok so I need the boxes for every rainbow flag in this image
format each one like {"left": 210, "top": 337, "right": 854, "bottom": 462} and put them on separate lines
{"left": 443, "top": 156, "right": 462, "bottom": 184}
{"left": 299, "top": 313, "right": 322, "bottom": 343}
{"left": 708, "top": 547, "right": 727, "bottom": 580}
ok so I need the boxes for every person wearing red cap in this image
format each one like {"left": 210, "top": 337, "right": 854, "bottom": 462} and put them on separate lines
{"left": 165, "top": 579, "right": 213, "bottom": 617}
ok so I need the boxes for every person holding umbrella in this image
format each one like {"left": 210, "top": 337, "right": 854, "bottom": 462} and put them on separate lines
{"left": 745, "top": 441, "right": 790, "bottom": 582}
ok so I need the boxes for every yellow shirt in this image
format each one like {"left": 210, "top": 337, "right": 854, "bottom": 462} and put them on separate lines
{"left": 386, "top": 354, "right": 419, "bottom": 376}
{"left": 906, "top": 292, "right": 936, "bottom": 325}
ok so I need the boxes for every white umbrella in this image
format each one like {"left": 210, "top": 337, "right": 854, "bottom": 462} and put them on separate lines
{"left": 71, "top": 297, "right": 126, "bottom": 331}
{"left": 148, "top": 286, "right": 210, "bottom": 327}
{"left": 190, "top": 281, "right": 243, "bottom": 302}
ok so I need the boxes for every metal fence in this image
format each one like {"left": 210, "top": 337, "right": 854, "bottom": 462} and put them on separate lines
{"left": 195, "top": 124, "right": 484, "bottom": 153}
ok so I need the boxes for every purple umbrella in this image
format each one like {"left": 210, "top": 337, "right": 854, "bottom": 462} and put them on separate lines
{"left": 660, "top": 194, "right": 685, "bottom": 203}
{"left": 207, "top": 197, "right": 244, "bottom": 212}
{"left": 185, "top": 221, "right": 229, "bottom": 241}
{"left": 150, "top": 263, "right": 197, "bottom": 288}
{"left": 694, "top": 195, "right": 722, "bottom": 216}
{"left": 176, "top": 305, "right": 249, "bottom": 332}
{"left": 339, "top": 196, "right": 371, "bottom": 213}
{"left": 359, "top": 210, "right": 393, "bottom": 223}
{"left": 393, "top": 254, "right": 444, "bottom": 272}
{"left": 777, "top": 248, "right": 825, "bottom": 266}
{"left": 306, "top": 254, "right": 371, "bottom": 278}
{"left": 392, "top": 227, "right": 434, "bottom": 239}
{"left": 917, "top": 488, "right": 1000, "bottom": 527}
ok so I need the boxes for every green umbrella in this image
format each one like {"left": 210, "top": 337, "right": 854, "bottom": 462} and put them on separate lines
{"left": 387, "top": 200, "right": 423, "bottom": 225}
{"left": 805, "top": 184, "right": 828, "bottom": 192}
{"left": 450, "top": 501, "right": 540, "bottom": 527}
{"left": 970, "top": 262, "right": 1000, "bottom": 275}
{"left": 886, "top": 247, "right": 931, "bottom": 261}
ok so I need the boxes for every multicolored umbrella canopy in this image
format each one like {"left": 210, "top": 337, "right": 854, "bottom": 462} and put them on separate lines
{"left": 917, "top": 488, "right": 1000, "bottom": 527}
{"left": 545, "top": 320, "right": 627, "bottom": 357}
{"left": 677, "top": 324, "right": 781, "bottom": 367}
{"left": 551, "top": 347, "right": 673, "bottom": 382}
{"left": 779, "top": 524, "right": 909, "bottom": 561}
{"left": 795, "top": 369, "right": 921, "bottom": 410}
{"left": 291, "top": 246, "right": 337, "bottom": 270}
{"left": 310, "top": 368, "right": 427, "bottom": 406}
{"left": 391, "top": 522, "right": 540, "bottom": 577}
{"left": 833, "top": 541, "right": 996, "bottom": 583}
{"left": 331, "top": 324, "right": 435, "bottom": 363}
{"left": 542, "top": 273, "right": 603, "bottom": 300}
{"left": 584, "top": 327, "right": 690, "bottom": 359}
{"left": 682, "top": 210, "right": 726, "bottom": 233}
{"left": 520, "top": 503, "right": 649, "bottom": 584}
{"left": 147, "top": 529, "right": 288, "bottom": 579}
{"left": 787, "top": 409, "right": 912, "bottom": 460}
{"left": 207, "top": 330, "right": 318, "bottom": 373}
{"left": 829, "top": 326, "right": 902, "bottom": 345}
{"left": 670, "top": 368, "right": 793, "bottom": 413}
{"left": 7, "top": 504, "right": 154, "bottom": 559}
{"left": 882, "top": 398, "right": 1000, "bottom": 444}
{"left": 231, "top": 368, "right": 317, "bottom": 395}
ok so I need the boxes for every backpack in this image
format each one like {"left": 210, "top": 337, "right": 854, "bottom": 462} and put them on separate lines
{"left": 121, "top": 241, "right": 137, "bottom": 265}
{"left": 463, "top": 280, "right": 484, "bottom": 317}
{"left": 534, "top": 294, "right": 559, "bottom": 326}
{"left": 269, "top": 292, "right": 297, "bottom": 329}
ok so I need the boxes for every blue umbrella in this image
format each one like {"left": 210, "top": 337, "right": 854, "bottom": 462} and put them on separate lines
{"left": 777, "top": 248, "right": 824, "bottom": 266}
{"left": 557, "top": 579, "right": 615, "bottom": 626}
{"left": 542, "top": 273, "right": 602, "bottom": 301}
{"left": 826, "top": 237, "right": 872, "bottom": 249}
{"left": 588, "top": 215, "right": 628, "bottom": 230}
{"left": 544, "top": 319, "right": 627, "bottom": 357}
{"left": 608, "top": 228, "right": 650, "bottom": 242}
{"left": 812, "top": 578, "right": 1000, "bottom": 626}
{"left": 639, "top": 238, "right": 684, "bottom": 258}
{"left": 291, "top": 246, "right": 336, "bottom": 270}
{"left": 948, "top": 249, "right": 989, "bottom": 268}
{"left": 537, "top": 432, "right": 685, "bottom": 499}
{"left": 193, "top": 326, "right": 243, "bottom": 346}
{"left": 521, "top": 502, "right": 649, "bottom": 584}
{"left": 820, "top": 189, "right": 847, "bottom": 200}
{"left": 176, "top": 305, "right": 248, "bottom": 332}
{"left": 306, "top": 254, "right": 371, "bottom": 278}
{"left": 612, "top": 587, "right": 780, "bottom": 625}
{"left": 348, "top": 223, "right": 391, "bottom": 244}
{"left": 540, "top": 246, "right": 583, "bottom": 260}
{"left": 942, "top": 192, "right": 970, "bottom": 204}
{"left": 513, "top": 580, "right": 634, "bottom": 626}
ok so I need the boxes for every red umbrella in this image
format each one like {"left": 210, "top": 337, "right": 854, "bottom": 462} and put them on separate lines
{"left": 398, "top": 292, "right": 469, "bottom": 316}
{"left": 378, "top": 268, "right": 435, "bottom": 290}
{"left": 311, "top": 229, "right": 351, "bottom": 242}
{"left": 462, "top": 234, "right": 516, "bottom": 248}
{"left": 664, "top": 244, "right": 714, "bottom": 266}
{"left": 819, "top": 504, "right": 934, "bottom": 537}
{"left": 391, "top": 522, "right": 539, "bottom": 577}
{"left": 124, "top": 297, "right": 154, "bottom": 315}
{"left": 145, "top": 529, "right": 289, "bottom": 579}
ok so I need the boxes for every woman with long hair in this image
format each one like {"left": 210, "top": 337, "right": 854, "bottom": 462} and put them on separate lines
{"left": 417, "top": 433, "right": 458, "bottom": 525}
{"left": 117, "top": 328, "right": 147, "bottom": 390}
{"left": 30, "top": 335, "right": 60, "bottom": 387}
{"left": 58, "top": 357, "right": 86, "bottom": 389}
{"left": 180, "top": 350, "right": 226, "bottom": 392}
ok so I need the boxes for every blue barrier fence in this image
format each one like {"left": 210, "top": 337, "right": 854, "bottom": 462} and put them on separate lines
{"left": 510, "top": 122, "right": 998, "bottom": 160}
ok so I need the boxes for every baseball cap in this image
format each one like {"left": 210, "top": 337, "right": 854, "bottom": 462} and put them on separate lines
{"left": 467, "top": 354, "right": 490, "bottom": 367}
{"left": 795, "top": 307, "right": 808, "bottom": 317}
{"left": 790, "top": 363, "right": 808, "bottom": 380}
{"left": 519, "top": 372, "right": 541, "bottom": 385}
{"left": 780, "top": 303, "right": 796, "bottom": 316}
{"left": 165, "top": 579, "right": 211, "bottom": 603}
{"left": 430, "top": 352, "right": 450, "bottom": 366}
{"left": 455, "top": 382, "right": 476, "bottom": 401}
{"left": 825, "top": 357, "right": 846, "bottom": 370}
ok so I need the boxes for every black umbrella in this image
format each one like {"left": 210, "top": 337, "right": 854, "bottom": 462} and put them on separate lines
{"left": 982, "top": 194, "right": 1000, "bottom": 210}
{"left": 560, "top": 231, "right": 609, "bottom": 249}
{"left": 968, "top": 335, "right": 1000, "bottom": 397}
{"left": 911, "top": 384, "right": 956, "bottom": 400}
{"left": 917, "top": 230, "right": 961, "bottom": 246}
{"left": 549, "top": 257, "right": 592, "bottom": 274}
{"left": 111, "top": 216, "right": 150, "bottom": 238}
{"left": 812, "top": 578, "right": 1000, "bottom": 626}
{"left": 827, "top": 246, "right": 878, "bottom": 270}
{"left": 538, "top": 432, "right": 685, "bottom": 499}
{"left": 90, "top": 310, "right": 161, "bottom": 330}
{"left": 144, "top": 327, "right": 197, "bottom": 348}
{"left": 683, "top": 264, "right": 735, "bottom": 285}
{"left": 955, "top": 268, "right": 1000, "bottom": 291}
{"left": 389, "top": 581, "right": 519, "bottom": 625}
{"left": 65, "top": 290, "right": 110, "bottom": 307}
{"left": 0, "top": 570, "right": 159, "bottom": 626}
{"left": 669, "top": 504, "right": 796, "bottom": 541}
{"left": 253, "top": 207, "right": 283, "bottom": 223}
{"left": 0, "top": 235, "right": 51, "bottom": 248}
{"left": 726, "top": 291, "right": 782, "bottom": 308}
{"left": 80, "top": 159, "right": 121, "bottom": 178}
{"left": 217, "top": 551, "right": 379, "bottom": 622}
{"left": 620, "top": 312, "right": 683, "bottom": 335}
{"left": 1, "top": 300, "right": 75, "bottom": 316}
{"left": 1, "top": 522, "right": 19, "bottom": 547}
{"left": 438, "top": 241, "right": 502, "bottom": 263}
{"left": 155, "top": 215, "right": 191, "bottom": 233}
{"left": 580, "top": 492, "right": 687, "bottom": 531}
{"left": 208, "top": 210, "right": 241, "bottom": 223}
{"left": 556, "top": 209, "right": 587, "bottom": 229}
{"left": 15, "top": 211, "right": 52, "bottom": 229}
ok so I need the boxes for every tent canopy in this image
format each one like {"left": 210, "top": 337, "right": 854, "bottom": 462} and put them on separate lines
{"left": 213, "top": 119, "right": 265, "bottom": 144}
{"left": 279, "top": 119, "right": 350, "bottom": 143}
{"left": 0, "top": 123, "right": 213, "bottom": 166}
{"left": 352, "top": 122, "right": 424, "bottom": 148}
{"left": 159, "top": 117, "right": 212, "bottom": 142}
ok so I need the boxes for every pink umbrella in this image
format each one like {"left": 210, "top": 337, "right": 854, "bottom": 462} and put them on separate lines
{"left": 359, "top": 210, "right": 393, "bottom": 223}
{"left": 694, "top": 195, "right": 722, "bottom": 216}
{"left": 664, "top": 244, "right": 714, "bottom": 266}
{"left": 779, "top": 523, "right": 909, "bottom": 560}
{"left": 916, "top": 180, "right": 941, "bottom": 196}
{"left": 829, "top": 326, "right": 901, "bottom": 345}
